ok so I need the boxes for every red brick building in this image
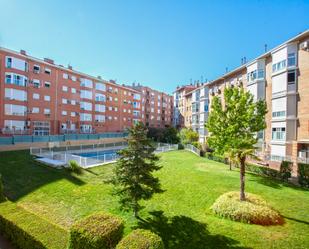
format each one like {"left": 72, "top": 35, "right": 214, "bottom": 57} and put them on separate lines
{"left": 131, "top": 84, "right": 173, "bottom": 128}
{"left": 0, "top": 48, "right": 142, "bottom": 135}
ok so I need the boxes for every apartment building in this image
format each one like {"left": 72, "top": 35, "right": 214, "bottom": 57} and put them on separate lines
{"left": 173, "top": 85, "right": 197, "bottom": 128}
{"left": 186, "top": 84, "right": 210, "bottom": 143}
{"left": 0, "top": 48, "right": 142, "bottom": 135}
{"left": 202, "top": 30, "right": 309, "bottom": 173}
{"left": 130, "top": 84, "right": 173, "bottom": 128}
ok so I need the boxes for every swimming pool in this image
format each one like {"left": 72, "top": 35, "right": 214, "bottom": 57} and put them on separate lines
{"left": 74, "top": 149, "right": 121, "bottom": 161}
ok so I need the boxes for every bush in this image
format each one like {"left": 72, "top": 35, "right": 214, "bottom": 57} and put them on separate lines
{"left": 280, "top": 161, "right": 292, "bottom": 181}
{"left": 245, "top": 163, "right": 281, "bottom": 179}
{"left": 211, "top": 191, "right": 283, "bottom": 226}
{"left": 68, "top": 160, "right": 83, "bottom": 174}
{"left": 69, "top": 212, "right": 124, "bottom": 249}
{"left": 0, "top": 174, "right": 6, "bottom": 202}
{"left": 116, "top": 229, "right": 164, "bottom": 249}
{"left": 0, "top": 201, "right": 67, "bottom": 249}
{"left": 205, "top": 152, "right": 228, "bottom": 164}
{"left": 178, "top": 143, "right": 184, "bottom": 150}
{"left": 298, "top": 163, "right": 309, "bottom": 188}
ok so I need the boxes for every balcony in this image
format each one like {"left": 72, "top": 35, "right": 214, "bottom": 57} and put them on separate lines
{"left": 1, "top": 128, "right": 31, "bottom": 135}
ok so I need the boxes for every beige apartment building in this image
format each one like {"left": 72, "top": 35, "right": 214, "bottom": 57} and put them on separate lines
{"left": 174, "top": 30, "right": 309, "bottom": 173}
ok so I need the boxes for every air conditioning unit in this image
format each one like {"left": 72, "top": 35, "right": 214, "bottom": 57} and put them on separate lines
{"left": 300, "top": 40, "right": 309, "bottom": 51}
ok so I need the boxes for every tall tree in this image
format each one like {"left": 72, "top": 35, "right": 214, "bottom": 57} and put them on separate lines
{"left": 206, "top": 86, "right": 267, "bottom": 201}
{"left": 111, "top": 122, "right": 163, "bottom": 218}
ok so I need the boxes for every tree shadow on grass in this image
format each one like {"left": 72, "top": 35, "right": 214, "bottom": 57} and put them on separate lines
{"left": 0, "top": 150, "right": 85, "bottom": 202}
{"left": 248, "top": 174, "right": 282, "bottom": 189}
{"left": 135, "top": 211, "right": 252, "bottom": 249}
{"left": 283, "top": 216, "right": 309, "bottom": 226}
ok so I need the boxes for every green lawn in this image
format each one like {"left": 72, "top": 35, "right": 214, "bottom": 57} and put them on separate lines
{"left": 0, "top": 150, "right": 309, "bottom": 249}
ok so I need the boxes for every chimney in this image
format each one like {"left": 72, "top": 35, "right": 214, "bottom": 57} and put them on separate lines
{"left": 20, "top": 50, "right": 27, "bottom": 55}
{"left": 44, "top": 58, "right": 54, "bottom": 64}
{"left": 68, "top": 65, "right": 73, "bottom": 70}
{"left": 97, "top": 75, "right": 102, "bottom": 79}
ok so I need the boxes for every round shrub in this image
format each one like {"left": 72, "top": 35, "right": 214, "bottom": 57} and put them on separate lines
{"left": 211, "top": 191, "right": 283, "bottom": 225}
{"left": 116, "top": 229, "right": 164, "bottom": 249}
{"left": 69, "top": 212, "right": 124, "bottom": 249}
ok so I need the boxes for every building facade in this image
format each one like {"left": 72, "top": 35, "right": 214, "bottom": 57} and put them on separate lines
{"left": 179, "top": 30, "right": 309, "bottom": 172}
{"left": 0, "top": 48, "right": 142, "bottom": 135}
{"left": 131, "top": 84, "right": 174, "bottom": 128}
{"left": 173, "top": 85, "right": 197, "bottom": 128}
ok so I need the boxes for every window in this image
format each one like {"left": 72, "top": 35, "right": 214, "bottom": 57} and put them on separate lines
{"left": 5, "top": 104, "right": 27, "bottom": 116}
{"left": 287, "top": 53, "right": 296, "bottom": 67}
{"left": 32, "top": 79, "right": 40, "bottom": 88}
{"left": 123, "top": 109, "right": 126, "bottom": 113}
{"left": 61, "top": 110, "right": 67, "bottom": 116}
{"left": 63, "top": 73, "right": 69, "bottom": 79}
{"left": 71, "top": 112, "right": 76, "bottom": 117}
{"left": 71, "top": 88, "right": 76, "bottom": 94}
{"left": 114, "top": 97, "right": 118, "bottom": 102}
{"left": 44, "top": 68, "right": 51, "bottom": 75}
{"left": 44, "top": 95, "right": 51, "bottom": 101}
{"left": 272, "top": 60, "right": 286, "bottom": 73}
{"left": 272, "top": 111, "right": 286, "bottom": 118}
{"left": 33, "top": 65, "right": 40, "bottom": 73}
{"left": 80, "top": 113, "right": 92, "bottom": 121}
{"left": 95, "top": 104, "right": 105, "bottom": 113}
{"left": 5, "top": 88, "right": 27, "bottom": 101}
{"left": 32, "top": 107, "right": 39, "bottom": 113}
{"left": 95, "top": 115, "right": 105, "bottom": 122}
{"left": 62, "top": 98, "right": 68, "bottom": 104}
{"left": 95, "top": 83, "right": 106, "bottom": 91}
{"left": 288, "top": 71, "right": 296, "bottom": 85}
{"left": 272, "top": 127, "right": 286, "bottom": 140}
{"left": 44, "top": 81, "right": 51, "bottom": 88}
{"left": 204, "top": 104, "right": 209, "bottom": 112}
{"left": 6, "top": 57, "right": 12, "bottom": 68}
{"left": 5, "top": 73, "right": 27, "bottom": 86}
{"left": 80, "top": 78, "right": 93, "bottom": 88}
{"left": 80, "top": 102, "right": 92, "bottom": 111}
{"left": 4, "top": 120, "right": 26, "bottom": 131}
{"left": 71, "top": 76, "right": 77, "bottom": 81}
{"left": 114, "top": 107, "right": 118, "bottom": 111}
{"left": 62, "top": 86, "right": 68, "bottom": 92}
{"left": 109, "top": 106, "right": 112, "bottom": 111}
{"left": 80, "top": 90, "right": 92, "bottom": 99}
{"left": 5, "top": 56, "right": 27, "bottom": 71}
{"left": 71, "top": 100, "right": 76, "bottom": 105}
{"left": 151, "top": 108, "right": 154, "bottom": 113}
{"left": 133, "top": 102, "right": 140, "bottom": 109}
{"left": 95, "top": 93, "right": 106, "bottom": 102}
{"left": 33, "top": 93, "right": 40, "bottom": 100}
{"left": 44, "top": 108, "right": 51, "bottom": 114}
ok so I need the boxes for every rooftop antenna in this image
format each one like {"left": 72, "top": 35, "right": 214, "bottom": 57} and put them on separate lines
{"left": 201, "top": 76, "right": 203, "bottom": 83}
{"left": 190, "top": 78, "right": 192, "bottom": 85}
{"left": 244, "top": 57, "right": 247, "bottom": 63}
{"left": 225, "top": 67, "right": 228, "bottom": 73}
{"left": 241, "top": 58, "right": 244, "bottom": 65}
{"left": 264, "top": 44, "right": 268, "bottom": 53}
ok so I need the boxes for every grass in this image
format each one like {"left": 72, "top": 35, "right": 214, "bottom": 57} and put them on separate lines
{"left": 0, "top": 150, "right": 308, "bottom": 248}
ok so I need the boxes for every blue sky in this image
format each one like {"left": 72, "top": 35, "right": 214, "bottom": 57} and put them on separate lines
{"left": 1, "top": 0, "right": 309, "bottom": 93}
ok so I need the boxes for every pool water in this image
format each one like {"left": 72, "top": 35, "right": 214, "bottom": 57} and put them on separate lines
{"left": 74, "top": 149, "right": 120, "bottom": 161}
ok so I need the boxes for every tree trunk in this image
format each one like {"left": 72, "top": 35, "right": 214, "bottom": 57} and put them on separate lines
{"left": 229, "top": 160, "right": 232, "bottom": 171}
{"left": 133, "top": 208, "right": 138, "bottom": 218}
{"left": 240, "top": 156, "right": 246, "bottom": 201}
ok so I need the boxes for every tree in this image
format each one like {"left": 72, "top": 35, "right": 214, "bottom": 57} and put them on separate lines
{"left": 179, "top": 128, "right": 199, "bottom": 145}
{"left": 111, "top": 122, "right": 163, "bottom": 218}
{"left": 206, "top": 86, "right": 267, "bottom": 201}
{"left": 163, "top": 126, "right": 180, "bottom": 144}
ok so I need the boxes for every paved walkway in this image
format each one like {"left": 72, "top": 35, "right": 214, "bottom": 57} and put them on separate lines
{"left": 0, "top": 235, "right": 15, "bottom": 249}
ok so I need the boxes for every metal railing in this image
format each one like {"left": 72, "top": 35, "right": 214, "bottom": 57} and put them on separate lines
{"left": 184, "top": 144, "right": 200, "bottom": 156}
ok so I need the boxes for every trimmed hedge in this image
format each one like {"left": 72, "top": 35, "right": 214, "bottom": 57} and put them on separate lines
{"left": 116, "top": 229, "right": 164, "bottom": 249}
{"left": 298, "top": 163, "right": 309, "bottom": 188}
{"left": 69, "top": 212, "right": 124, "bottom": 249}
{"left": 205, "top": 153, "right": 228, "bottom": 164}
{"left": 211, "top": 191, "right": 283, "bottom": 226}
{"left": 0, "top": 201, "right": 68, "bottom": 249}
{"left": 245, "top": 163, "right": 281, "bottom": 179}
